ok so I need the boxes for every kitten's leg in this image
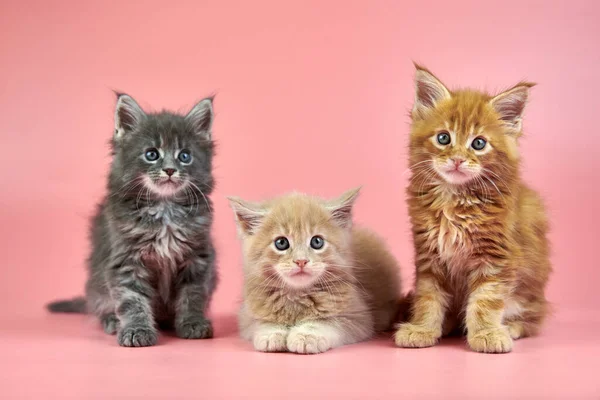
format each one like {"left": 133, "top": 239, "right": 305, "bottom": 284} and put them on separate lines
{"left": 465, "top": 269, "right": 513, "bottom": 353}
{"left": 395, "top": 268, "right": 449, "bottom": 348}
{"left": 251, "top": 322, "right": 289, "bottom": 352}
{"left": 287, "top": 317, "right": 373, "bottom": 354}
{"left": 173, "top": 255, "right": 216, "bottom": 339}
{"left": 110, "top": 259, "right": 158, "bottom": 347}
{"left": 504, "top": 297, "right": 548, "bottom": 340}
{"left": 101, "top": 313, "right": 120, "bottom": 335}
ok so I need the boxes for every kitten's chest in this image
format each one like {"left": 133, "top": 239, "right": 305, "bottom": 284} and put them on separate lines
{"left": 133, "top": 204, "right": 200, "bottom": 265}
{"left": 421, "top": 199, "right": 485, "bottom": 268}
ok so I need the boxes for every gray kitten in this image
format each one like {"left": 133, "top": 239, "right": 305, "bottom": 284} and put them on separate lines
{"left": 48, "top": 93, "right": 218, "bottom": 347}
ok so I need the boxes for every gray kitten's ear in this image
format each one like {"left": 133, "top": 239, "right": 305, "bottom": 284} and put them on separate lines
{"left": 490, "top": 82, "right": 535, "bottom": 133}
{"left": 326, "top": 187, "right": 361, "bottom": 228}
{"left": 412, "top": 63, "right": 451, "bottom": 120}
{"left": 186, "top": 97, "right": 214, "bottom": 139}
{"left": 227, "top": 196, "right": 267, "bottom": 236}
{"left": 114, "top": 93, "right": 146, "bottom": 138}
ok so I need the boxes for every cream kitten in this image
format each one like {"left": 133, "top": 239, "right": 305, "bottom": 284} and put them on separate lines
{"left": 228, "top": 188, "right": 402, "bottom": 354}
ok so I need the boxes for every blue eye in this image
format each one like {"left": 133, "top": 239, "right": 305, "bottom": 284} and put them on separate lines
{"left": 274, "top": 237, "right": 290, "bottom": 251}
{"left": 310, "top": 236, "right": 324, "bottom": 250}
{"left": 471, "top": 137, "right": 487, "bottom": 150}
{"left": 178, "top": 150, "right": 192, "bottom": 164}
{"left": 145, "top": 148, "right": 159, "bottom": 162}
{"left": 437, "top": 132, "right": 451, "bottom": 145}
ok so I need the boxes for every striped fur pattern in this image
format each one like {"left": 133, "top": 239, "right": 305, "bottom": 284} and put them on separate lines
{"left": 394, "top": 64, "right": 551, "bottom": 353}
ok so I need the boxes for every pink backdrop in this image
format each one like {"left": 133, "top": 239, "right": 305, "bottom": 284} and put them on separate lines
{"left": 1, "top": 1, "right": 599, "bottom": 325}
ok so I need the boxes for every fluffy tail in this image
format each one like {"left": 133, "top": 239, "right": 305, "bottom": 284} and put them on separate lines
{"left": 46, "top": 296, "right": 87, "bottom": 313}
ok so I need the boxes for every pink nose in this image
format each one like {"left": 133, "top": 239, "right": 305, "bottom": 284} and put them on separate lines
{"left": 294, "top": 259, "right": 308, "bottom": 269}
{"left": 451, "top": 158, "right": 465, "bottom": 168}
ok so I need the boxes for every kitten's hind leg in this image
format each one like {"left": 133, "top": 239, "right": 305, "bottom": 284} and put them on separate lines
{"left": 504, "top": 298, "right": 548, "bottom": 340}
{"left": 173, "top": 254, "right": 217, "bottom": 340}
{"left": 101, "top": 313, "right": 120, "bottom": 335}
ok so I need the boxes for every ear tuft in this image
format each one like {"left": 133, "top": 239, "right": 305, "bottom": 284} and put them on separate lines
{"left": 228, "top": 196, "right": 266, "bottom": 236}
{"left": 114, "top": 93, "right": 146, "bottom": 138}
{"left": 412, "top": 64, "right": 451, "bottom": 120}
{"left": 490, "top": 82, "right": 535, "bottom": 133}
{"left": 186, "top": 97, "right": 214, "bottom": 139}
{"left": 326, "top": 187, "right": 361, "bottom": 228}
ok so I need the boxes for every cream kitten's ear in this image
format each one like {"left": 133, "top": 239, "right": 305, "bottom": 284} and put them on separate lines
{"left": 227, "top": 196, "right": 267, "bottom": 236}
{"left": 326, "top": 187, "right": 361, "bottom": 228}
{"left": 412, "top": 63, "right": 451, "bottom": 120}
{"left": 114, "top": 93, "right": 146, "bottom": 138}
{"left": 490, "top": 82, "right": 535, "bottom": 133}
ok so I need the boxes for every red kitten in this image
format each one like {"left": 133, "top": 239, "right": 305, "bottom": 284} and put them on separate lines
{"left": 395, "top": 65, "right": 551, "bottom": 353}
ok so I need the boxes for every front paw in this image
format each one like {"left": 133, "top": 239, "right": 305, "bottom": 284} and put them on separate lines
{"left": 254, "top": 331, "right": 288, "bottom": 352}
{"left": 394, "top": 323, "right": 440, "bottom": 348}
{"left": 176, "top": 318, "right": 213, "bottom": 339}
{"left": 117, "top": 324, "right": 158, "bottom": 347}
{"left": 468, "top": 327, "right": 513, "bottom": 353}
{"left": 287, "top": 331, "right": 331, "bottom": 354}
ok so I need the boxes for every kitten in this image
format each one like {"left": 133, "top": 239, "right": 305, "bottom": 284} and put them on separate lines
{"left": 228, "top": 188, "right": 402, "bottom": 354}
{"left": 394, "top": 64, "right": 551, "bottom": 353}
{"left": 47, "top": 93, "right": 218, "bottom": 347}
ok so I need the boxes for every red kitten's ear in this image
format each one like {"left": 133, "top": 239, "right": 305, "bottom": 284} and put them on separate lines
{"left": 490, "top": 82, "right": 535, "bottom": 133}
{"left": 227, "top": 196, "right": 266, "bottom": 236}
{"left": 412, "top": 64, "right": 451, "bottom": 120}
{"left": 326, "top": 187, "right": 361, "bottom": 228}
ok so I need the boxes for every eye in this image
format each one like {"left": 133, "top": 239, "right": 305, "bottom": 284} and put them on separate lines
{"left": 144, "top": 148, "right": 160, "bottom": 162}
{"left": 178, "top": 150, "right": 192, "bottom": 164}
{"left": 274, "top": 237, "right": 290, "bottom": 251}
{"left": 437, "top": 132, "right": 451, "bottom": 145}
{"left": 471, "top": 137, "right": 487, "bottom": 151}
{"left": 310, "top": 235, "right": 325, "bottom": 250}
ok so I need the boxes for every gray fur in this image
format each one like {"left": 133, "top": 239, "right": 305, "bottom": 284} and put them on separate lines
{"left": 48, "top": 93, "right": 218, "bottom": 347}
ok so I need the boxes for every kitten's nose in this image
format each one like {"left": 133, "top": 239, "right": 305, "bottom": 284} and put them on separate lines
{"left": 294, "top": 259, "right": 309, "bottom": 269}
{"left": 163, "top": 168, "right": 176, "bottom": 176}
{"left": 451, "top": 158, "right": 465, "bottom": 168}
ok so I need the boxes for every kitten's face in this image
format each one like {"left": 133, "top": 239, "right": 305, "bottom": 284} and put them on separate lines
{"left": 111, "top": 95, "right": 214, "bottom": 199}
{"left": 230, "top": 190, "right": 358, "bottom": 290}
{"left": 409, "top": 65, "right": 532, "bottom": 187}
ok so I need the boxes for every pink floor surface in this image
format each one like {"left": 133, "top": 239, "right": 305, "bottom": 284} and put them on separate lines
{"left": 2, "top": 307, "right": 598, "bottom": 399}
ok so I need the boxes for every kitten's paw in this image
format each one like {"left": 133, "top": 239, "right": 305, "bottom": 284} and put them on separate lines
{"left": 175, "top": 318, "right": 213, "bottom": 339}
{"left": 468, "top": 327, "right": 513, "bottom": 353}
{"left": 506, "top": 321, "right": 524, "bottom": 340}
{"left": 254, "top": 331, "right": 288, "bottom": 352}
{"left": 287, "top": 331, "right": 331, "bottom": 354}
{"left": 117, "top": 325, "right": 158, "bottom": 347}
{"left": 394, "top": 323, "right": 439, "bottom": 348}
{"left": 101, "top": 313, "right": 119, "bottom": 335}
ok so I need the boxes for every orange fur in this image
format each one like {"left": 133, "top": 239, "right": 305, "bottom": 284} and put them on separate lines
{"left": 229, "top": 189, "right": 402, "bottom": 354}
{"left": 394, "top": 64, "right": 551, "bottom": 353}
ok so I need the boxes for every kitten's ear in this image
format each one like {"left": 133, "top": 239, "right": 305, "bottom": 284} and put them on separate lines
{"left": 490, "top": 82, "right": 535, "bottom": 133}
{"left": 326, "top": 187, "right": 361, "bottom": 228}
{"left": 186, "top": 97, "right": 214, "bottom": 139}
{"left": 228, "top": 196, "right": 267, "bottom": 236}
{"left": 412, "top": 63, "right": 451, "bottom": 120}
{"left": 114, "top": 93, "right": 146, "bottom": 138}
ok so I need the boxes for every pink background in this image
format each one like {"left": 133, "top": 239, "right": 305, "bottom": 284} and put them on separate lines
{"left": 1, "top": 0, "right": 599, "bottom": 399}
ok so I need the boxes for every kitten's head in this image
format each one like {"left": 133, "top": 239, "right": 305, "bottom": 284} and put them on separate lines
{"left": 409, "top": 64, "right": 534, "bottom": 187}
{"left": 110, "top": 93, "right": 215, "bottom": 199}
{"left": 228, "top": 188, "right": 360, "bottom": 289}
